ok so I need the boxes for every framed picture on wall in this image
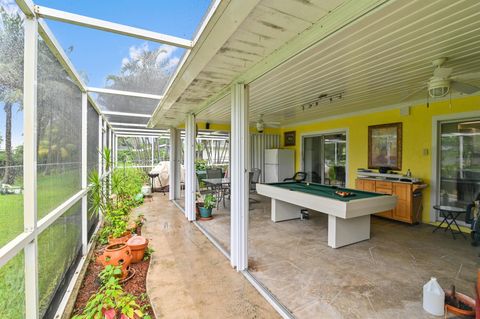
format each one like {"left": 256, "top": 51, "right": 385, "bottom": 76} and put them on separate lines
{"left": 284, "top": 131, "right": 296, "bottom": 146}
{"left": 368, "top": 122, "right": 402, "bottom": 170}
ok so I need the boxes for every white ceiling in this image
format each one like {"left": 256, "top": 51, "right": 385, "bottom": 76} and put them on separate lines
{"left": 151, "top": 0, "right": 347, "bottom": 126}
{"left": 196, "top": 0, "right": 480, "bottom": 126}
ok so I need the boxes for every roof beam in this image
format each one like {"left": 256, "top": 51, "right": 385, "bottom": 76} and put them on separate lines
{"left": 112, "top": 128, "right": 164, "bottom": 133}
{"left": 102, "top": 111, "right": 151, "bottom": 118}
{"left": 116, "top": 133, "right": 162, "bottom": 136}
{"left": 87, "top": 87, "right": 163, "bottom": 100}
{"left": 110, "top": 122, "right": 147, "bottom": 127}
{"left": 34, "top": 5, "right": 193, "bottom": 49}
{"left": 116, "top": 132, "right": 162, "bottom": 136}
{"left": 15, "top": 0, "right": 35, "bottom": 17}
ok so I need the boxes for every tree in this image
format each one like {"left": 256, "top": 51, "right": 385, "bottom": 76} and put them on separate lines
{"left": 98, "top": 45, "right": 175, "bottom": 113}
{"left": 0, "top": 7, "right": 23, "bottom": 184}
{"left": 36, "top": 38, "right": 82, "bottom": 175}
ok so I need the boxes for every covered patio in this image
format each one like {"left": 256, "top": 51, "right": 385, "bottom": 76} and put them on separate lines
{"left": 196, "top": 195, "right": 477, "bottom": 318}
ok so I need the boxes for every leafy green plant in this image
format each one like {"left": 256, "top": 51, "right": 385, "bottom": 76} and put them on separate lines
{"left": 72, "top": 266, "right": 150, "bottom": 319}
{"left": 92, "top": 164, "right": 147, "bottom": 244}
{"left": 88, "top": 170, "right": 107, "bottom": 217}
{"left": 143, "top": 247, "right": 155, "bottom": 261}
{"left": 203, "top": 194, "right": 216, "bottom": 210}
{"left": 195, "top": 159, "right": 207, "bottom": 171}
{"left": 99, "top": 207, "right": 129, "bottom": 244}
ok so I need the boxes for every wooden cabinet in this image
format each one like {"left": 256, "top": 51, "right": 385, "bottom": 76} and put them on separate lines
{"left": 356, "top": 178, "right": 427, "bottom": 224}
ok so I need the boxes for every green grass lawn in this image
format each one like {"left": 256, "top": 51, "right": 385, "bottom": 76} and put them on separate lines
{"left": 0, "top": 169, "right": 83, "bottom": 319}
{"left": 0, "top": 169, "right": 81, "bottom": 247}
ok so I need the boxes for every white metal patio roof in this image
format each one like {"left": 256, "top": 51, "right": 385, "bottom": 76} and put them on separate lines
{"left": 149, "top": 0, "right": 480, "bottom": 129}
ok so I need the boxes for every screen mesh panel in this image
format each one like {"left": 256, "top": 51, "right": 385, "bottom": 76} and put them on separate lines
{"left": 117, "top": 136, "right": 153, "bottom": 167}
{"left": 37, "top": 37, "right": 82, "bottom": 220}
{"left": 0, "top": 1, "right": 25, "bottom": 248}
{"left": 87, "top": 102, "right": 99, "bottom": 234}
{"left": 38, "top": 201, "right": 82, "bottom": 317}
{"left": 106, "top": 114, "right": 150, "bottom": 125}
{"left": 0, "top": 250, "right": 25, "bottom": 318}
{"left": 94, "top": 93, "right": 160, "bottom": 114}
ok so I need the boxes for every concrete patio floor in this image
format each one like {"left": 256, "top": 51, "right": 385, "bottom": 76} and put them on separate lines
{"left": 138, "top": 194, "right": 280, "bottom": 319}
{"left": 196, "top": 195, "right": 480, "bottom": 319}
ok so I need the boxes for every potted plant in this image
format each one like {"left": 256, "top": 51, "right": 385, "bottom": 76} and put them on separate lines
{"left": 97, "top": 243, "right": 132, "bottom": 279}
{"left": 127, "top": 236, "right": 149, "bottom": 263}
{"left": 198, "top": 194, "right": 216, "bottom": 219}
{"left": 444, "top": 286, "right": 476, "bottom": 317}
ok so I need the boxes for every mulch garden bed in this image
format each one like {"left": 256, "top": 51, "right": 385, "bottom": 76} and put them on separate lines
{"left": 71, "top": 227, "right": 156, "bottom": 318}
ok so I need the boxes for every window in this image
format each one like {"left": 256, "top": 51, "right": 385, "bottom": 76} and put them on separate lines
{"left": 302, "top": 132, "right": 347, "bottom": 186}
{"left": 438, "top": 119, "right": 480, "bottom": 222}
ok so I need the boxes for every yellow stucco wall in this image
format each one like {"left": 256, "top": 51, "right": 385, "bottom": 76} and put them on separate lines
{"left": 279, "top": 95, "right": 480, "bottom": 223}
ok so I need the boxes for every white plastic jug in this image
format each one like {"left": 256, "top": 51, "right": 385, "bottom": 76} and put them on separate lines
{"left": 423, "top": 277, "right": 445, "bottom": 316}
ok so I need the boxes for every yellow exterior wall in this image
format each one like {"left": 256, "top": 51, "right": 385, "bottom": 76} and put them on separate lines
{"left": 280, "top": 95, "right": 480, "bottom": 224}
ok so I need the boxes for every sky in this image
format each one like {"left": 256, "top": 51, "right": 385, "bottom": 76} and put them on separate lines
{"left": 1, "top": 0, "right": 212, "bottom": 149}
{"left": 35, "top": 0, "right": 212, "bottom": 88}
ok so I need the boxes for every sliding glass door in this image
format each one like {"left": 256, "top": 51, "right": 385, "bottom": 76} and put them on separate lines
{"left": 302, "top": 132, "right": 346, "bottom": 186}
{"left": 438, "top": 119, "right": 480, "bottom": 222}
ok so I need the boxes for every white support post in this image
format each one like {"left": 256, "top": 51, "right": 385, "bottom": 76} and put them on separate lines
{"left": 109, "top": 127, "right": 112, "bottom": 152}
{"left": 114, "top": 134, "right": 117, "bottom": 168}
{"left": 98, "top": 117, "right": 103, "bottom": 223}
{"left": 169, "top": 128, "right": 180, "bottom": 201}
{"left": 184, "top": 114, "right": 196, "bottom": 221}
{"left": 150, "top": 136, "right": 155, "bottom": 167}
{"left": 81, "top": 93, "right": 88, "bottom": 254}
{"left": 23, "top": 15, "right": 39, "bottom": 319}
{"left": 108, "top": 127, "right": 112, "bottom": 192}
{"left": 230, "top": 83, "right": 249, "bottom": 271}
{"left": 175, "top": 130, "right": 182, "bottom": 199}
{"left": 98, "top": 117, "right": 103, "bottom": 176}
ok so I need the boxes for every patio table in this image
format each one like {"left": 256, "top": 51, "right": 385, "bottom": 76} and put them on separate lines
{"left": 432, "top": 205, "right": 467, "bottom": 240}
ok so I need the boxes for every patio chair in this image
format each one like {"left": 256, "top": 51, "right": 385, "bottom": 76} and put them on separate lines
{"left": 283, "top": 172, "right": 307, "bottom": 183}
{"left": 206, "top": 167, "right": 223, "bottom": 179}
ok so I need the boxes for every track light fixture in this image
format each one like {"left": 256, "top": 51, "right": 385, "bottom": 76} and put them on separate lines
{"left": 301, "top": 91, "right": 344, "bottom": 111}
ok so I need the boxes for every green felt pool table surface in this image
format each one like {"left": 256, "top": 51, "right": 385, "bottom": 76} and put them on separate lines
{"left": 266, "top": 182, "right": 384, "bottom": 202}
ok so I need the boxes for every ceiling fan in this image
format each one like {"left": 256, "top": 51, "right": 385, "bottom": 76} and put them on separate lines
{"left": 254, "top": 114, "right": 280, "bottom": 133}
{"left": 402, "top": 57, "right": 480, "bottom": 102}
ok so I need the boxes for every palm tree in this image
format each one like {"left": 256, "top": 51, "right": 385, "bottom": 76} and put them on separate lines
{"left": 0, "top": 7, "right": 24, "bottom": 184}
{"left": 98, "top": 46, "right": 176, "bottom": 113}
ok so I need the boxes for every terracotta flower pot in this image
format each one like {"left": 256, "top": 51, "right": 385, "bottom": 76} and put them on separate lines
{"left": 127, "top": 236, "right": 149, "bottom": 264}
{"left": 444, "top": 288, "right": 476, "bottom": 317}
{"left": 108, "top": 231, "right": 132, "bottom": 245}
{"left": 97, "top": 243, "right": 132, "bottom": 279}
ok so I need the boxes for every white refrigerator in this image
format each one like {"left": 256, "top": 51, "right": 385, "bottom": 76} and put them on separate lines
{"left": 264, "top": 149, "right": 295, "bottom": 183}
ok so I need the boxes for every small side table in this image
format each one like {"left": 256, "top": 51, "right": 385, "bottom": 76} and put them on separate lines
{"left": 432, "top": 205, "right": 467, "bottom": 240}
{"left": 148, "top": 173, "right": 159, "bottom": 194}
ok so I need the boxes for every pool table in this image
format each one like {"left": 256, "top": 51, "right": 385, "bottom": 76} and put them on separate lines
{"left": 256, "top": 182, "right": 397, "bottom": 248}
